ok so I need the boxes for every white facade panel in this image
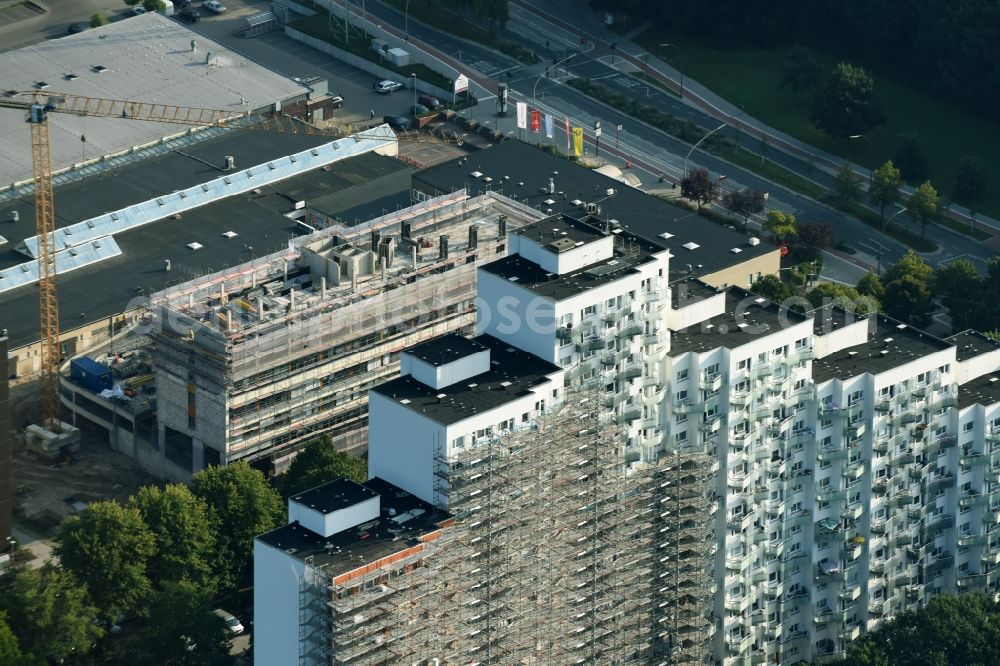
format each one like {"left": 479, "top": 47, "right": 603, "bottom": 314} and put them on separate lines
{"left": 367, "top": 391, "right": 441, "bottom": 505}
{"left": 475, "top": 271, "right": 558, "bottom": 363}
{"left": 403, "top": 348, "right": 491, "bottom": 390}
{"left": 509, "top": 233, "right": 614, "bottom": 275}
{"left": 289, "top": 494, "right": 380, "bottom": 538}
{"left": 253, "top": 540, "right": 307, "bottom": 666}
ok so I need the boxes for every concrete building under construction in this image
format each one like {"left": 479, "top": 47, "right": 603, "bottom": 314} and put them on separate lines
{"left": 147, "top": 192, "right": 542, "bottom": 479}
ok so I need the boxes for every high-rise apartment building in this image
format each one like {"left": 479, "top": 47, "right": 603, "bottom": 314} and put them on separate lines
{"left": 255, "top": 206, "right": 1000, "bottom": 665}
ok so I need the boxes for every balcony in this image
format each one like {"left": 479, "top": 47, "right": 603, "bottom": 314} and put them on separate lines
{"left": 846, "top": 421, "right": 867, "bottom": 439}
{"left": 870, "top": 561, "right": 886, "bottom": 576}
{"left": 699, "top": 416, "right": 722, "bottom": 434}
{"left": 842, "top": 504, "right": 864, "bottom": 522}
{"left": 752, "top": 363, "right": 773, "bottom": 380}
{"left": 575, "top": 338, "right": 604, "bottom": 353}
{"left": 643, "top": 332, "right": 661, "bottom": 347}
{"left": 618, "top": 324, "right": 644, "bottom": 340}
{"left": 615, "top": 408, "right": 641, "bottom": 425}
{"left": 924, "top": 513, "right": 955, "bottom": 533}
{"left": 961, "top": 451, "right": 985, "bottom": 466}
{"left": 869, "top": 600, "right": 887, "bottom": 616}
{"left": 817, "top": 489, "right": 848, "bottom": 503}
{"left": 725, "top": 633, "right": 753, "bottom": 655}
{"left": 891, "top": 450, "right": 915, "bottom": 466}
{"left": 870, "top": 520, "right": 887, "bottom": 535}
{"left": 839, "top": 584, "right": 862, "bottom": 602}
{"left": 872, "top": 479, "right": 888, "bottom": 496}
{"left": 924, "top": 553, "right": 954, "bottom": 573}
{"left": 724, "top": 595, "right": 753, "bottom": 614}
{"left": 926, "top": 473, "right": 956, "bottom": 492}
{"left": 957, "top": 572, "right": 989, "bottom": 589}
{"left": 839, "top": 624, "right": 862, "bottom": 642}
{"left": 818, "top": 447, "right": 848, "bottom": 462}
{"left": 873, "top": 439, "right": 889, "bottom": 454}
{"left": 700, "top": 373, "right": 724, "bottom": 392}
{"left": 814, "top": 609, "right": 849, "bottom": 625}
{"left": 925, "top": 435, "right": 957, "bottom": 456}
{"left": 673, "top": 398, "right": 703, "bottom": 414}
{"left": 843, "top": 460, "right": 866, "bottom": 481}
{"left": 958, "top": 531, "right": 988, "bottom": 547}
{"left": 615, "top": 363, "right": 643, "bottom": 382}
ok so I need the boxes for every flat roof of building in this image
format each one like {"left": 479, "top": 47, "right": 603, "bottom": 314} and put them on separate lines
{"left": 812, "top": 315, "right": 953, "bottom": 384}
{"left": 257, "top": 477, "right": 451, "bottom": 576}
{"left": 413, "top": 139, "right": 775, "bottom": 281}
{"left": 405, "top": 333, "right": 489, "bottom": 367}
{"left": 669, "top": 288, "right": 810, "bottom": 355}
{"left": 0, "top": 131, "right": 411, "bottom": 349}
{"left": 959, "top": 374, "right": 1000, "bottom": 410}
{"left": 291, "top": 478, "right": 379, "bottom": 515}
{"left": 811, "top": 304, "right": 868, "bottom": 337}
{"left": 0, "top": 13, "right": 312, "bottom": 187}
{"left": 372, "top": 334, "right": 561, "bottom": 426}
{"left": 513, "top": 213, "right": 608, "bottom": 250}
{"left": 946, "top": 330, "right": 1000, "bottom": 362}
{"left": 480, "top": 222, "right": 664, "bottom": 301}
{"left": 671, "top": 277, "right": 721, "bottom": 309}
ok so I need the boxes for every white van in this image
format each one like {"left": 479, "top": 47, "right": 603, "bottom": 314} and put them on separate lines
{"left": 212, "top": 608, "right": 244, "bottom": 635}
{"left": 159, "top": 0, "right": 175, "bottom": 16}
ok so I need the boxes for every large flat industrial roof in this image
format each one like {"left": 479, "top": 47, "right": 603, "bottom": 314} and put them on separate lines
{"left": 257, "top": 477, "right": 451, "bottom": 576}
{"left": 959, "top": 374, "right": 1000, "bottom": 410}
{"left": 0, "top": 130, "right": 412, "bottom": 349}
{"left": 0, "top": 12, "right": 311, "bottom": 187}
{"left": 372, "top": 334, "right": 561, "bottom": 426}
{"left": 945, "top": 330, "right": 1000, "bottom": 362}
{"left": 413, "top": 139, "right": 775, "bottom": 282}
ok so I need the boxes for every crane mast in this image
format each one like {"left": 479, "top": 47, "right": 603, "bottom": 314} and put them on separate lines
{"left": 28, "top": 97, "right": 61, "bottom": 431}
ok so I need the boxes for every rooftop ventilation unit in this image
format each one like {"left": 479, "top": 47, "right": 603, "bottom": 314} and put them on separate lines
{"left": 748, "top": 237, "right": 760, "bottom": 246}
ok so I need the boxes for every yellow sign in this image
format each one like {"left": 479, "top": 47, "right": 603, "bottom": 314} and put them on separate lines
{"left": 572, "top": 126, "right": 584, "bottom": 156}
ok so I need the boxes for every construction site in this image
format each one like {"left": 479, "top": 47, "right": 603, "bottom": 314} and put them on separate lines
{"left": 148, "top": 191, "right": 544, "bottom": 479}
{"left": 265, "top": 385, "right": 715, "bottom": 664}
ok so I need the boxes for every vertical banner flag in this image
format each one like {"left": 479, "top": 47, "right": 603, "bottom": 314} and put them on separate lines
{"left": 572, "top": 127, "right": 584, "bottom": 156}
{"left": 544, "top": 113, "right": 554, "bottom": 139}
{"left": 516, "top": 102, "right": 528, "bottom": 130}
{"left": 564, "top": 116, "right": 571, "bottom": 151}
{"left": 530, "top": 109, "right": 540, "bottom": 134}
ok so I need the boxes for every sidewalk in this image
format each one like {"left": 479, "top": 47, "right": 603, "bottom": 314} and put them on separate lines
{"left": 11, "top": 524, "right": 57, "bottom": 569}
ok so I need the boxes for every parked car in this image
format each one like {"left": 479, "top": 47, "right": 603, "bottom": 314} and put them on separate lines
{"left": 417, "top": 94, "right": 442, "bottom": 110}
{"left": 67, "top": 22, "right": 89, "bottom": 34}
{"left": 202, "top": 0, "right": 226, "bottom": 14}
{"left": 409, "top": 104, "right": 429, "bottom": 117}
{"left": 330, "top": 95, "right": 344, "bottom": 109}
{"left": 178, "top": 7, "right": 201, "bottom": 21}
{"left": 382, "top": 115, "right": 411, "bottom": 130}
{"left": 373, "top": 80, "right": 402, "bottom": 95}
{"left": 173, "top": 0, "right": 191, "bottom": 7}
{"left": 213, "top": 609, "right": 245, "bottom": 635}
{"left": 129, "top": 6, "right": 147, "bottom": 15}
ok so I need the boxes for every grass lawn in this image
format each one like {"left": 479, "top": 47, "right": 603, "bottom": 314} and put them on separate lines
{"left": 633, "top": 29, "right": 1000, "bottom": 220}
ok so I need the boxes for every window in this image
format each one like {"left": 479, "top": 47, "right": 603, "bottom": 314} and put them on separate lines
{"left": 676, "top": 369, "right": 689, "bottom": 382}
{"left": 963, "top": 422, "right": 974, "bottom": 432}
{"left": 677, "top": 389, "right": 688, "bottom": 402}
{"left": 582, "top": 305, "right": 597, "bottom": 317}
{"left": 706, "top": 363, "right": 719, "bottom": 375}
{"left": 821, "top": 418, "right": 832, "bottom": 429}
{"left": 676, "top": 413, "right": 688, "bottom": 424}
{"left": 452, "top": 436, "right": 465, "bottom": 449}
{"left": 795, "top": 338, "right": 808, "bottom": 349}
{"left": 674, "top": 431, "right": 687, "bottom": 443}
{"left": 737, "top": 358, "right": 750, "bottom": 370}
{"left": 794, "top": 378, "right": 807, "bottom": 391}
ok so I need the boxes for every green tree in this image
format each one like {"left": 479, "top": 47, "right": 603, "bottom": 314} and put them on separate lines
{"left": 0, "top": 612, "right": 21, "bottom": 663}
{"left": 884, "top": 250, "right": 933, "bottom": 285}
{"left": 882, "top": 274, "right": 934, "bottom": 327}
{"left": 856, "top": 271, "right": 885, "bottom": 301}
{"left": 832, "top": 161, "right": 863, "bottom": 206}
{"left": 809, "top": 63, "right": 885, "bottom": 139}
{"left": 192, "top": 461, "right": 285, "bottom": 588}
{"left": 90, "top": 13, "right": 107, "bottom": 27}
{"left": 0, "top": 565, "right": 103, "bottom": 663}
{"left": 838, "top": 593, "right": 1000, "bottom": 666}
{"left": 56, "top": 501, "right": 155, "bottom": 621}
{"left": 779, "top": 45, "right": 822, "bottom": 92}
{"left": 750, "top": 274, "right": 794, "bottom": 303}
{"left": 121, "top": 581, "right": 233, "bottom": 666}
{"left": 131, "top": 484, "right": 219, "bottom": 593}
{"left": 283, "top": 436, "right": 368, "bottom": 499}
{"left": 762, "top": 210, "right": 797, "bottom": 241}
{"left": 869, "top": 160, "right": 902, "bottom": 224}
{"left": 142, "top": 0, "right": 167, "bottom": 11}
{"left": 894, "top": 134, "right": 927, "bottom": 183}
{"left": 932, "top": 258, "right": 982, "bottom": 331}
{"left": 680, "top": 168, "right": 719, "bottom": 211}
{"left": 906, "top": 180, "right": 939, "bottom": 239}
{"left": 953, "top": 155, "right": 988, "bottom": 209}
{"left": 807, "top": 283, "right": 876, "bottom": 315}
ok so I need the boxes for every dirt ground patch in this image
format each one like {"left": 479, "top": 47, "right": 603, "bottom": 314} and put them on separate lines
{"left": 10, "top": 387, "right": 160, "bottom": 536}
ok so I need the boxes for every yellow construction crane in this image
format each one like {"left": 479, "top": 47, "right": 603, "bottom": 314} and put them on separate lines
{"left": 0, "top": 90, "right": 401, "bottom": 431}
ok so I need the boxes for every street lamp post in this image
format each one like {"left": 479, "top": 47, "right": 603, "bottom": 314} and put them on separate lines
{"left": 882, "top": 205, "right": 907, "bottom": 233}
{"left": 659, "top": 43, "right": 684, "bottom": 98}
{"left": 848, "top": 134, "right": 873, "bottom": 184}
{"left": 684, "top": 122, "right": 727, "bottom": 177}
{"left": 404, "top": 0, "right": 411, "bottom": 42}
{"left": 411, "top": 73, "right": 417, "bottom": 112}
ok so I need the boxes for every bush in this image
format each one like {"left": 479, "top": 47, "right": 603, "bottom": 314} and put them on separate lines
{"left": 90, "top": 13, "right": 107, "bottom": 27}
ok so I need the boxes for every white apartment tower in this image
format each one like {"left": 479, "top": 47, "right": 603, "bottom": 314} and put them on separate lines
{"left": 255, "top": 207, "right": 1000, "bottom": 665}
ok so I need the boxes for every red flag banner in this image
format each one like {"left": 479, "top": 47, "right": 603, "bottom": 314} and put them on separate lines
{"left": 530, "top": 109, "right": 540, "bottom": 134}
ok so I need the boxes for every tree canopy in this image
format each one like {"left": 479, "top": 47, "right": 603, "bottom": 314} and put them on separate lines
{"left": 680, "top": 168, "right": 718, "bottom": 210}
{"left": 953, "top": 155, "right": 988, "bottom": 208}
{"left": 779, "top": 46, "right": 822, "bottom": 92}
{"left": 55, "top": 501, "right": 156, "bottom": 621}
{"left": 0, "top": 565, "right": 103, "bottom": 663}
{"left": 192, "top": 461, "right": 285, "bottom": 588}
{"left": 807, "top": 283, "right": 877, "bottom": 315}
{"left": 720, "top": 188, "right": 766, "bottom": 224}
{"left": 809, "top": 63, "right": 885, "bottom": 139}
{"left": 869, "top": 160, "right": 902, "bottom": 224}
{"left": 762, "top": 210, "right": 797, "bottom": 241}
{"left": 750, "top": 274, "right": 795, "bottom": 303}
{"left": 905, "top": 180, "right": 939, "bottom": 239}
{"left": 131, "top": 484, "right": 219, "bottom": 593}
{"left": 283, "top": 436, "right": 368, "bottom": 499}
{"left": 894, "top": 134, "right": 928, "bottom": 183}
{"left": 837, "top": 593, "right": 1000, "bottom": 666}
{"left": 832, "top": 161, "right": 864, "bottom": 206}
